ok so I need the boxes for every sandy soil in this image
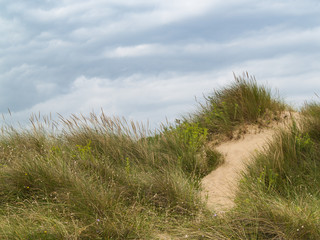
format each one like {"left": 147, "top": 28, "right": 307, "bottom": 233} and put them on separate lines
{"left": 201, "top": 112, "right": 297, "bottom": 212}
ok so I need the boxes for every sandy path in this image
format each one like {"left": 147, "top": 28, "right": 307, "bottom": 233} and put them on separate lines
{"left": 201, "top": 126, "right": 276, "bottom": 212}
{"left": 157, "top": 125, "right": 278, "bottom": 239}
{"left": 201, "top": 112, "right": 300, "bottom": 212}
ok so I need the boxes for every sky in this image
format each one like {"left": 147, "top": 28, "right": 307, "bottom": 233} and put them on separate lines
{"left": 1, "top": 0, "right": 320, "bottom": 130}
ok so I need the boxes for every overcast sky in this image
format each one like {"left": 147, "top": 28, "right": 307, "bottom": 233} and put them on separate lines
{"left": 1, "top": 0, "right": 320, "bottom": 130}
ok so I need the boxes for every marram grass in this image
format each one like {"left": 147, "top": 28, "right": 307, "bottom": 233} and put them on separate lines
{"left": 0, "top": 74, "right": 319, "bottom": 239}
{"left": 0, "top": 109, "right": 220, "bottom": 239}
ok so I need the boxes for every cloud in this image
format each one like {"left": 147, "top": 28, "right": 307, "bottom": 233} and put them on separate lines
{"left": 104, "top": 24, "right": 320, "bottom": 61}
{"left": 8, "top": 0, "right": 218, "bottom": 39}
{"left": 230, "top": 53, "right": 320, "bottom": 107}
{"left": 105, "top": 44, "right": 170, "bottom": 58}
{"left": 6, "top": 71, "right": 231, "bottom": 128}
{"left": 0, "top": 0, "right": 320, "bottom": 129}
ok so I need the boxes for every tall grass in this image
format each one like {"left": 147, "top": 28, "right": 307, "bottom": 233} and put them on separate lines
{"left": 0, "top": 110, "right": 221, "bottom": 239}
{"left": 191, "top": 72, "right": 285, "bottom": 138}
{"left": 171, "top": 103, "right": 320, "bottom": 239}
{"left": 1, "top": 74, "right": 317, "bottom": 239}
{"left": 231, "top": 104, "right": 320, "bottom": 239}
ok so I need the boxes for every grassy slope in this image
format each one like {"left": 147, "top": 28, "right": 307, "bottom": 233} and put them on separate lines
{"left": 177, "top": 114, "right": 320, "bottom": 240}
{"left": 0, "top": 74, "right": 319, "bottom": 239}
{"left": 0, "top": 114, "right": 220, "bottom": 239}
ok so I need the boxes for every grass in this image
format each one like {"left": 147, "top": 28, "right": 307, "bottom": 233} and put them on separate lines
{"left": 0, "top": 73, "right": 319, "bottom": 239}
{"left": 190, "top": 72, "right": 285, "bottom": 139}
{"left": 0, "top": 111, "right": 221, "bottom": 239}
{"left": 168, "top": 103, "right": 320, "bottom": 239}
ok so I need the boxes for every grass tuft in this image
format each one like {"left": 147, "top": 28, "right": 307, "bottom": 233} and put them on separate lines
{"left": 191, "top": 72, "right": 286, "bottom": 138}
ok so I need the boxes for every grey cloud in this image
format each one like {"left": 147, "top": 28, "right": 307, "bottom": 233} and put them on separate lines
{"left": 0, "top": 0, "right": 320, "bottom": 128}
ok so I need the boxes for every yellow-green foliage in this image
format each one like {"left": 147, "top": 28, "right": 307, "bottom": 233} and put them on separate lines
{"left": 160, "top": 121, "right": 221, "bottom": 178}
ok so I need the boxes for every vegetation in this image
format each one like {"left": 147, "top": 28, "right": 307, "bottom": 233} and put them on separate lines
{"left": 0, "top": 74, "right": 319, "bottom": 239}
{"left": 191, "top": 72, "right": 285, "bottom": 139}
{"left": 0, "top": 113, "right": 220, "bottom": 239}
{"left": 176, "top": 109, "right": 320, "bottom": 239}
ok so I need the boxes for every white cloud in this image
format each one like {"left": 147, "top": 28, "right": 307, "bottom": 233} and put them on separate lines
{"left": 5, "top": 59, "right": 320, "bottom": 129}
{"left": 184, "top": 25, "right": 320, "bottom": 54}
{"left": 105, "top": 44, "right": 169, "bottom": 58}
{"left": 33, "top": 3, "right": 117, "bottom": 25}
{"left": 35, "top": 82, "right": 57, "bottom": 95}
{"left": 104, "top": 24, "right": 320, "bottom": 60}
{"left": 8, "top": 71, "right": 231, "bottom": 129}
{"left": 17, "top": 0, "right": 218, "bottom": 39}
{"left": 230, "top": 53, "right": 320, "bottom": 107}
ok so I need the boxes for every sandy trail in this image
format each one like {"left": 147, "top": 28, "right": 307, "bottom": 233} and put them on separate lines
{"left": 201, "top": 125, "right": 278, "bottom": 212}
{"left": 201, "top": 111, "right": 300, "bottom": 212}
{"left": 158, "top": 125, "right": 278, "bottom": 239}
{"left": 158, "top": 113, "right": 298, "bottom": 239}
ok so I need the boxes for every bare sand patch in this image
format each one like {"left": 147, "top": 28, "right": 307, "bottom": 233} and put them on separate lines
{"left": 201, "top": 112, "right": 298, "bottom": 212}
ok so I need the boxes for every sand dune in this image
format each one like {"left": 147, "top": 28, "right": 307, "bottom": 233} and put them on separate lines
{"left": 201, "top": 112, "right": 298, "bottom": 212}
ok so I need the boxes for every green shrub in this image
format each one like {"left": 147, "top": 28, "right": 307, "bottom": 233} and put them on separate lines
{"left": 160, "top": 121, "right": 222, "bottom": 178}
